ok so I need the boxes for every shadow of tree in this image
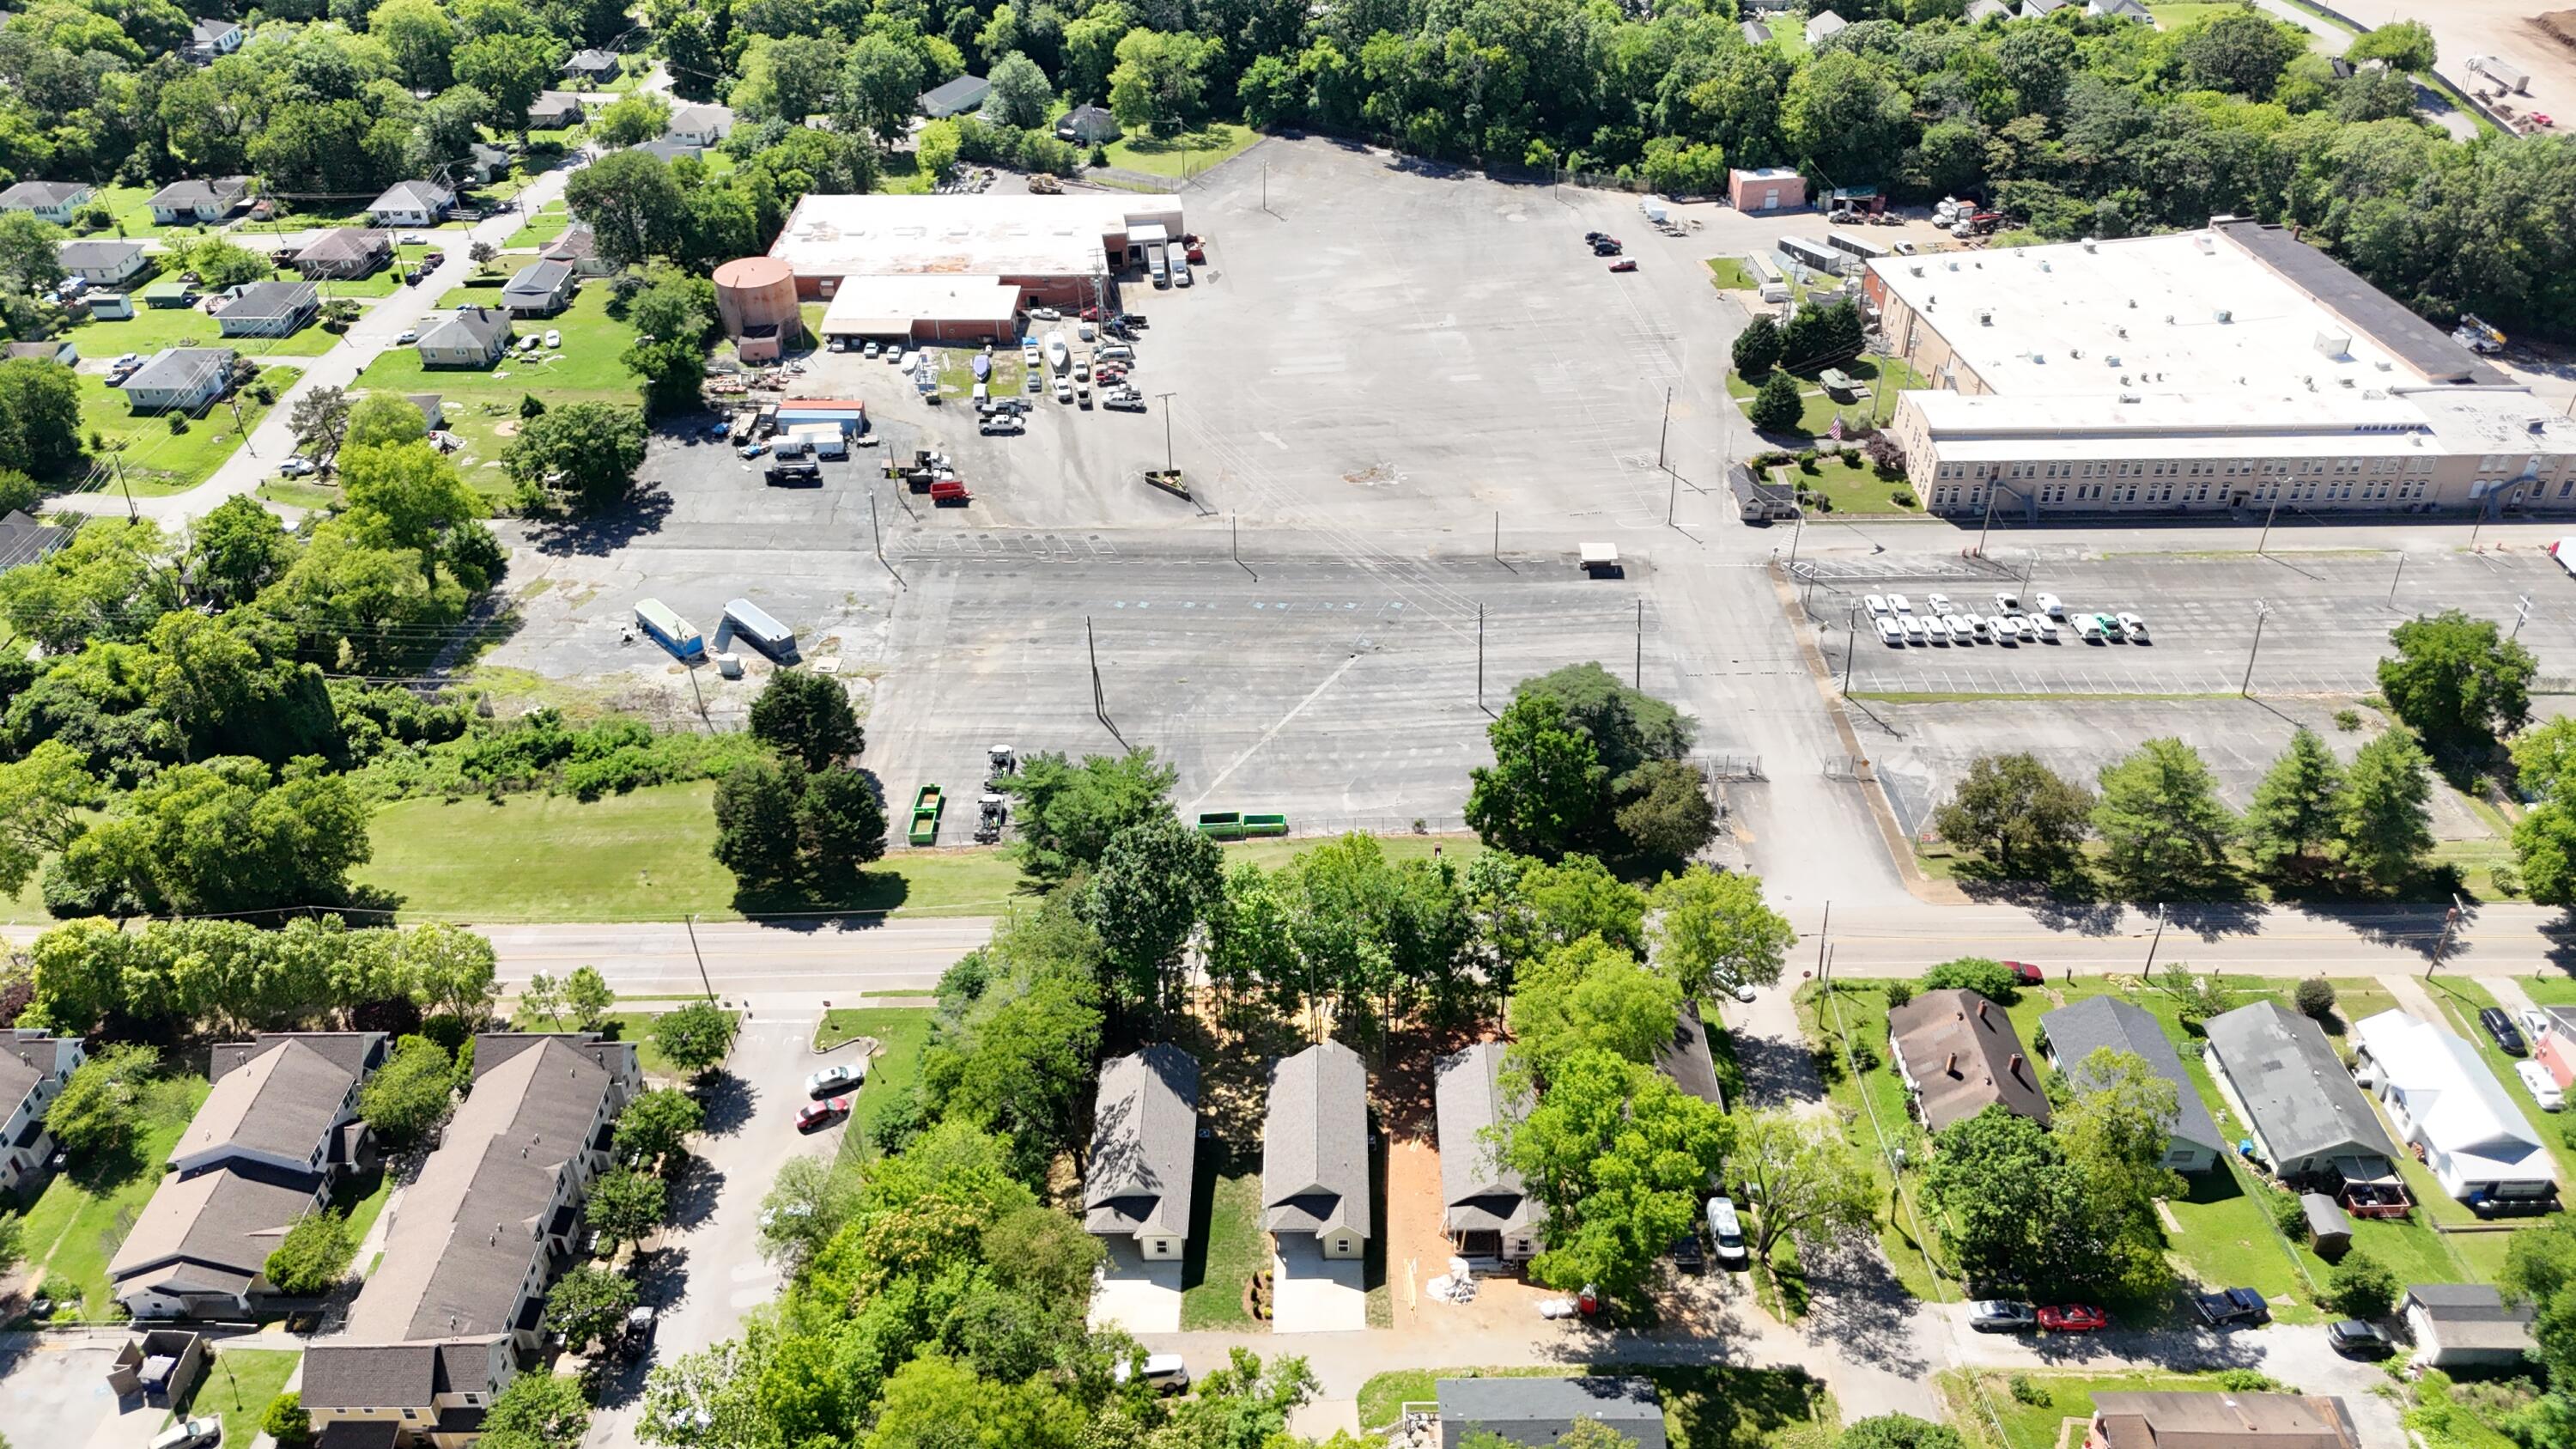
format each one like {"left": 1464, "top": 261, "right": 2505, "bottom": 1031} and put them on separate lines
{"left": 695, "top": 1068, "right": 756, "bottom": 1137}
{"left": 664, "top": 1156, "right": 724, "bottom": 1230}
{"left": 521, "top": 487, "right": 675, "bottom": 557}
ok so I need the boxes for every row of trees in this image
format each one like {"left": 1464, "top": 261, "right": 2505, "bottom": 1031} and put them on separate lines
{"left": 26, "top": 915, "right": 499, "bottom": 1034}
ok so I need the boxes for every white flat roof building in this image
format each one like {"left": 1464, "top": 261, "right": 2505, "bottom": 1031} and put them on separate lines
{"left": 766, "top": 193, "right": 1182, "bottom": 305}
{"left": 820, "top": 273, "right": 1024, "bottom": 344}
{"left": 1866, "top": 220, "right": 2576, "bottom": 519}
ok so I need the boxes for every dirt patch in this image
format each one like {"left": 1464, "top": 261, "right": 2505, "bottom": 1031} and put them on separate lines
{"left": 2540, "top": 10, "right": 2576, "bottom": 49}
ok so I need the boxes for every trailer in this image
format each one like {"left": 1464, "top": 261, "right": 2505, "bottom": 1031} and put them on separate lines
{"left": 722, "top": 598, "right": 794, "bottom": 658}
{"left": 2470, "top": 54, "right": 2530, "bottom": 94}
{"left": 634, "top": 599, "right": 703, "bottom": 661}
{"left": 1826, "top": 232, "right": 1890, "bottom": 264}
{"left": 784, "top": 423, "right": 846, "bottom": 459}
{"left": 1194, "top": 810, "right": 1289, "bottom": 841}
{"left": 908, "top": 784, "right": 945, "bottom": 845}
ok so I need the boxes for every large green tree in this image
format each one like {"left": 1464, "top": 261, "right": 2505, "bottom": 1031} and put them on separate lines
{"left": 748, "top": 671, "right": 863, "bottom": 770}
{"left": 2378, "top": 610, "right": 2536, "bottom": 750}
{"left": 1000, "top": 748, "right": 1177, "bottom": 883}
{"left": 1467, "top": 692, "right": 1608, "bottom": 861}
{"left": 2336, "top": 728, "right": 2434, "bottom": 887}
{"left": 1727, "top": 1107, "right": 1877, "bottom": 1266}
{"left": 506, "top": 401, "right": 647, "bottom": 513}
{"left": 1504, "top": 1046, "right": 1732, "bottom": 1301}
{"left": 1930, "top": 752, "right": 2093, "bottom": 877}
{"left": 357, "top": 1033, "right": 457, "bottom": 1144}
{"left": 1077, "top": 810, "right": 1222, "bottom": 1014}
{"left": 263, "top": 1210, "right": 357, "bottom": 1294}
{"left": 1649, "top": 868, "right": 1794, "bottom": 1001}
{"left": 2091, "top": 738, "right": 2236, "bottom": 894}
{"left": 2242, "top": 728, "right": 2345, "bottom": 874}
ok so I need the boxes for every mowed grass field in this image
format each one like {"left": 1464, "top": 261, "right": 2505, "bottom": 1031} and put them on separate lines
{"left": 359, "top": 779, "right": 1479, "bottom": 921}
{"left": 76, "top": 364, "right": 303, "bottom": 496}
{"left": 16, "top": 1071, "right": 210, "bottom": 1317}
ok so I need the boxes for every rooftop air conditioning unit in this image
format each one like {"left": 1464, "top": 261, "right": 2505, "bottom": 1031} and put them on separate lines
{"left": 2119, "top": 393, "right": 2142, "bottom": 403}
{"left": 2215, "top": 308, "right": 2233, "bottom": 323}
{"left": 1978, "top": 309, "right": 1994, "bottom": 326}
{"left": 2105, "top": 355, "right": 2120, "bottom": 366}
{"left": 2081, "top": 239, "right": 2099, "bottom": 253}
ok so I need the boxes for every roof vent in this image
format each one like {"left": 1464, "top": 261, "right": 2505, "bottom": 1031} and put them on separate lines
{"left": 2081, "top": 238, "right": 2098, "bottom": 253}
{"left": 1978, "top": 309, "right": 1994, "bottom": 326}
{"left": 2119, "top": 393, "right": 2142, "bottom": 404}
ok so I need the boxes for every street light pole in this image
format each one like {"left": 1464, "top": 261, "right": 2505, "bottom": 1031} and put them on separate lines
{"left": 2512, "top": 594, "right": 2533, "bottom": 641}
{"left": 1157, "top": 393, "right": 1176, "bottom": 470}
{"left": 2240, "top": 601, "right": 2271, "bottom": 697}
{"left": 2257, "top": 491, "right": 2281, "bottom": 556}
{"left": 2427, "top": 900, "right": 2462, "bottom": 979}
{"left": 2143, "top": 904, "right": 2167, "bottom": 975}
{"left": 1842, "top": 601, "right": 1858, "bottom": 692}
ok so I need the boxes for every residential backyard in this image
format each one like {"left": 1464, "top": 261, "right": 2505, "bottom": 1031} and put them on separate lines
{"left": 1179, "top": 1160, "right": 1267, "bottom": 1330}
{"left": 175, "top": 1347, "right": 301, "bottom": 1449}
{"left": 75, "top": 363, "right": 302, "bottom": 496}
{"left": 1940, "top": 1368, "right": 2274, "bottom": 1449}
{"left": 15, "top": 1070, "right": 210, "bottom": 1318}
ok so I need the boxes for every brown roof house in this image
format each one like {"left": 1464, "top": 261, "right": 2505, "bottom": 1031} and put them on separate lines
{"left": 293, "top": 228, "right": 392, "bottom": 280}
{"left": 2086, "top": 1392, "right": 2359, "bottom": 1449}
{"left": 0, "top": 1027, "right": 86, "bottom": 1193}
{"left": 1888, "top": 988, "right": 2051, "bottom": 1133}
{"left": 110, "top": 1033, "right": 385, "bottom": 1318}
{"left": 1437, "top": 1042, "right": 1540, "bottom": 1263}
{"left": 301, "top": 1032, "right": 639, "bottom": 1447}
{"left": 1084, "top": 1045, "right": 1198, "bottom": 1262}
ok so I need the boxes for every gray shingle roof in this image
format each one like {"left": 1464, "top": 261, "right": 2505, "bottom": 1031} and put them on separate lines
{"left": 2205, "top": 1001, "right": 2396, "bottom": 1166}
{"left": 1262, "top": 1040, "right": 1370, "bottom": 1239}
{"left": 122, "top": 347, "right": 234, "bottom": 396}
{"left": 1656, "top": 1001, "right": 1726, "bottom": 1109}
{"left": 1889, "top": 988, "right": 2051, "bottom": 1131}
{"left": 1437, "top": 1042, "right": 1536, "bottom": 1235}
{"left": 504, "top": 259, "right": 574, "bottom": 297}
{"left": 3, "top": 180, "right": 88, "bottom": 207}
{"left": 1084, "top": 1045, "right": 1198, "bottom": 1239}
{"left": 217, "top": 280, "right": 317, "bottom": 321}
{"left": 108, "top": 1163, "right": 319, "bottom": 1292}
{"left": 369, "top": 181, "right": 453, "bottom": 213}
{"left": 174, "top": 1038, "right": 353, "bottom": 1165}
{"left": 918, "top": 75, "right": 992, "bottom": 115}
{"left": 191, "top": 16, "right": 237, "bottom": 44}
{"left": 299, "top": 1343, "right": 440, "bottom": 1410}
{"left": 211, "top": 1032, "right": 386, "bottom": 1086}
{"left": 149, "top": 177, "right": 248, "bottom": 210}
{"left": 58, "top": 240, "right": 142, "bottom": 270}
{"left": 294, "top": 228, "right": 391, "bottom": 267}
{"left": 417, "top": 307, "right": 513, "bottom": 351}
{"left": 2039, "top": 995, "right": 2222, "bottom": 1154}
{"left": 2407, "top": 1283, "right": 2537, "bottom": 1352}
{"left": 1438, "top": 1378, "right": 1667, "bottom": 1449}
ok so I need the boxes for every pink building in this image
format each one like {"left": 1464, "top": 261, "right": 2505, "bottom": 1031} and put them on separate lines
{"left": 2536, "top": 1007, "right": 2576, "bottom": 1090}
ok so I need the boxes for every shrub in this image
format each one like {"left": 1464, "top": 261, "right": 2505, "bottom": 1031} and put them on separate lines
{"left": 1884, "top": 980, "right": 1914, "bottom": 1009}
{"left": 1920, "top": 957, "right": 2020, "bottom": 1005}
{"left": 2334, "top": 708, "right": 2364, "bottom": 732}
{"left": 2215, "top": 1369, "right": 2281, "bottom": 1394}
{"left": 1750, "top": 370, "right": 1806, "bottom": 434}
{"left": 2267, "top": 1190, "right": 2308, "bottom": 1238}
{"left": 167, "top": 414, "right": 188, "bottom": 433}
{"left": 2328, "top": 1251, "right": 2399, "bottom": 1318}
{"left": 2490, "top": 863, "right": 2523, "bottom": 897}
{"left": 2293, "top": 977, "right": 2336, "bottom": 1019}
{"left": 264, "top": 1392, "right": 313, "bottom": 1449}
{"left": 1892, "top": 488, "right": 1917, "bottom": 508}
{"left": 2008, "top": 1373, "right": 2050, "bottom": 1407}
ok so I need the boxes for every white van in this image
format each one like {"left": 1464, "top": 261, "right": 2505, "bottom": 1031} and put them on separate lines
{"left": 1707, "top": 1196, "right": 1749, "bottom": 1268}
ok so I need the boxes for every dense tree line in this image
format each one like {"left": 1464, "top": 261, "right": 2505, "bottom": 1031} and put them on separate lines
{"left": 24, "top": 914, "right": 500, "bottom": 1034}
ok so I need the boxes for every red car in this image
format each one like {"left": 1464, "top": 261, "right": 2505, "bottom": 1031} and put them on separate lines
{"left": 796, "top": 1097, "right": 850, "bottom": 1132}
{"left": 2003, "top": 960, "right": 2044, "bottom": 985}
{"left": 2036, "top": 1304, "right": 2110, "bottom": 1332}
{"left": 1608, "top": 259, "right": 1638, "bottom": 273}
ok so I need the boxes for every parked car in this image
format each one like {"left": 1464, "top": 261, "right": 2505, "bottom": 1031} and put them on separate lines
{"left": 278, "top": 456, "right": 316, "bottom": 478}
{"left": 2117, "top": 612, "right": 2150, "bottom": 642}
{"left": 1899, "top": 614, "right": 1927, "bottom": 644}
{"left": 2517, "top": 1060, "right": 2562, "bottom": 1111}
{"left": 2193, "top": 1288, "right": 2270, "bottom": 1326}
{"left": 1874, "top": 617, "right": 1905, "bottom": 646}
{"left": 806, "top": 1063, "right": 865, "bottom": 1098}
{"left": 980, "top": 413, "right": 1025, "bottom": 435}
{"left": 544, "top": 328, "right": 562, "bottom": 349}
{"left": 1054, "top": 378, "right": 1074, "bottom": 404}
{"left": 1927, "top": 593, "right": 1953, "bottom": 613}
{"left": 2326, "top": 1320, "right": 2395, "bottom": 1359}
{"left": 1098, "top": 343, "right": 1134, "bottom": 361}
{"left": 1967, "top": 1300, "right": 2037, "bottom": 1333}
{"left": 2037, "top": 593, "right": 2066, "bottom": 618}
{"left": 2030, "top": 614, "right": 2061, "bottom": 643}
{"left": 737, "top": 441, "right": 767, "bottom": 459}
{"left": 2520, "top": 1007, "right": 2554, "bottom": 1043}
{"left": 1029, "top": 306, "right": 1060, "bottom": 320}
{"left": 2482, "top": 1007, "right": 2529, "bottom": 1056}
{"left": 149, "top": 1420, "right": 221, "bottom": 1449}
{"left": 395, "top": 328, "right": 418, "bottom": 344}
{"left": 796, "top": 1097, "right": 850, "bottom": 1132}
{"left": 1865, "top": 594, "right": 1890, "bottom": 616}
{"left": 1706, "top": 1196, "right": 1749, "bottom": 1268}
{"left": 519, "top": 333, "right": 541, "bottom": 354}
{"left": 1115, "top": 1353, "right": 1190, "bottom": 1396}
{"left": 1668, "top": 1230, "right": 1706, "bottom": 1273}
{"left": 1993, "top": 590, "right": 2021, "bottom": 612}
{"left": 2037, "top": 1304, "right": 2110, "bottom": 1333}
{"left": 865, "top": 340, "right": 883, "bottom": 358}
{"left": 2003, "top": 961, "right": 2044, "bottom": 985}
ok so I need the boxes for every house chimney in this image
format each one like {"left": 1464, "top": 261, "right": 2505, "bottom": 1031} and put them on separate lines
{"left": 2008, "top": 1053, "right": 2027, "bottom": 1082}
{"left": 1976, "top": 999, "right": 1990, "bottom": 1024}
{"left": 1944, "top": 1051, "right": 1959, "bottom": 1077}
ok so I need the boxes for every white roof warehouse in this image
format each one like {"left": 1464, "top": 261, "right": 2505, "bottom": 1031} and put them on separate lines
{"left": 764, "top": 193, "right": 1183, "bottom": 311}
{"left": 1862, "top": 219, "right": 2576, "bottom": 521}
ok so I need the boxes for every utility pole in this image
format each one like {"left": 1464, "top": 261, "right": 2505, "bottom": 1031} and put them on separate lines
{"left": 1086, "top": 616, "right": 1106, "bottom": 725}
{"left": 2470, "top": 492, "right": 2491, "bottom": 551}
{"left": 1842, "top": 601, "right": 1857, "bottom": 692}
{"left": 1157, "top": 393, "right": 1176, "bottom": 471}
{"left": 112, "top": 454, "right": 135, "bottom": 521}
{"left": 2143, "top": 904, "right": 2167, "bottom": 976}
{"left": 2257, "top": 492, "right": 2282, "bottom": 556}
{"left": 2240, "top": 600, "right": 2271, "bottom": 697}
{"left": 2512, "top": 594, "right": 2533, "bottom": 641}
{"left": 1814, "top": 900, "right": 1831, "bottom": 979}
{"left": 1493, "top": 511, "right": 1500, "bottom": 564}
{"left": 2389, "top": 551, "right": 2405, "bottom": 606}
{"left": 2427, "top": 898, "right": 2462, "bottom": 979}
{"left": 1656, "top": 386, "right": 1674, "bottom": 474}
{"left": 1667, "top": 466, "right": 1679, "bottom": 528}
{"left": 1634, "top": 600, "right": 1643, "bottom": 690}
{"left": 870, "top": 489, "right": 902, "bottom": 588}
{"left": 1476, "top": 603, "right": 1485, "bottom": 710}
{"left": 683, "top": 913, "right": 715, "bottom": 1001}
{"left": 1787, "top": 511, "right": 1806, "bottom": 569}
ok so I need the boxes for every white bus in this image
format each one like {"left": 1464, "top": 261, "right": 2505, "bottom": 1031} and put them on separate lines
{"left": 723, "top": 598, "right": 794, "bottom": 658}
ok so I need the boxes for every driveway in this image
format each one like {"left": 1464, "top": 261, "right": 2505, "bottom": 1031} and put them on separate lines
{"left": 1088, "top": 1240, "right": 1184, "bottom": 1334}
{"left": 1271, "top": 1238, "right": 1366, "bottom": 1334}
{"left": 583, "top": 1012, "right": 856, "bottom": 1446}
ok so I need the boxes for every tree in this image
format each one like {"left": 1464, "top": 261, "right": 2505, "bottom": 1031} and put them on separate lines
{"left": 651, "top": 1001, "right": 734, "bottom": 1075}
{"left": 263, "top": 1392, "right": 313, "bottom": 1449}
{"left": 1108, "top": 27, "right": 1221, "bottom": 128}
{"left": 1509, "top": 935, "right": 1682, "bottom": 1070}
{"left": 373, "top": 0, "right": 458, "bottom": 88}
{"left": 0, "top": 213, "right": 67, "bottom": 296}
{"left": 1505, "top": 1047, "right": 1732, "bottom": 1301}
{"left": 564, "top": 151, "right": 685, "bottom": 267}
{"left": 1931, "top": 752, "right": 2094, "bottom": 877}
{"left": 1001, "top": 748, "right": 1177, "bottom": 883}
{"left": 2518, "top": 800, "right": 2576, "bottom": 908}
{"left": 796, "top": 766, "right": 888, "bottom": 886}
{"left": 0, "top": 359, "right": 84, "bottom": 478}
{"left": 344, "top": 394, "right": 429, "bottom": 451}
{"left": 1467, "top": 693, "right": 1607, "bottom": 861}
{"left": 1467, "top": 1427, "right": 1637, "bottom": 1449}
{"left": 506, "top": 401, "right": 647, "bottom": 512}
{"left": 189, "top": 496, "right": 296, "bottom": 608}
{"left": 1782, "top": 51, "right": 1911, "bottom": 185}
{"left": 455, "top": 31, "right": 565, "bottom": 139}
{"left": 564, "top": 965, "right": 616, "bottom": 1029}
{"left": 263, "top": 1210, "right": 356, "bottom": 1294}
{"left": 2293, "top": 977, "right": 2337, "bottom": 1018}
{"left": 864, "top": 1354, "right": 1085, "bottom": 1449}
{"left": 586, "top": 1166, "right": 667, "bottom": 1247}
{"left": 46, "top": 1043, "right": 158, "bottom": 1155}
{"left": 2053, "top": 1048, "right": 2185, "bottom": 1219}
{"left": 749, "top": 671, "right": 863, "bottom": 770}
{"left": 340, "top": 441, "right": 486, "bottom": 588}
{"left": 757, "top": 1154, "right": 866, "bottom": 1268}
{"left": 1921, "top": 957, "right": 2022, "bottom": 1003}
{"left": 713, "top": 758, "right": 802, "bottom": 893}
{"left": 289, "top": 386, "right": 353, "bottom": 461}
{"left": 1728, "top": 1108, "right": 1878, "bottom": 1265}
{"left": 2379, "top": 610, "right": 2535, "bottom": 750}
{"left": 614, "top": 1087, "right": 705, "bottom": 1168}
{"left": 2092, "top": 738, "right": 2237, "bottom": 892}
{"left": 2176, "top": 11, "right": 2306, "bottom": 97}
{"left": 1649, "top": 868, "right": 1794, "bottom": 1000}
{"left": 2242, "top": 728, "right": 2345, "bottom": 873}
{"left": 483, "top": 1369, "right": 590, "bottom": 1449}
{"left": 520, "top": 971, "right": 565, "bottom": 1028}
{"left": 1613, "top": 759, "right": 1718, "bottom": 869}
{"left": 1078, "top": 811, "right": 1223, "bottom": 1013}
{"left": 1733, "top": 314, "right": 1782, "bottom": 376}
{"left": 542, "top": 1263, "right": 639, "bottom": 1349}
{"left": 1923, "top": 1106, "right": 2097, "bottom": 1294}
{"left": 983, "top": 51, "right": 1054, "bottom": 129}
{"left": 359, "top": 1034, "right": 457, "bottom": 1145}
{"left": 595, "top": 92, "right": 673, "bottom": 149}
{"left": 1748, "top": 368, "right": 1804, "bottom": 433}
{"left": 1842, "top": 1416, "right": 1964, "bottom": 1449}
{"left": 403, "top": 922, "right": 499, "bottom": 1021}
{"left": 839, "top": 34, "right": 927, "bottom": 143}
{"left": 0, "top": 744, "right": 103, "bottom": 896}
{"left": 2328, "top": 1250, "right": 2399, "bottom": 1318}
{"left": 2336, "top": 728, "right": 2434, "bottom": 887}
{"left": 2348, "top": 19, "right": 2435, "bottom": 72}
{"left": 915, "top": 119, "right": 963, "bottom": 178}
{"left": 2514, "top": 715, "right": 2576, "bottom": 803}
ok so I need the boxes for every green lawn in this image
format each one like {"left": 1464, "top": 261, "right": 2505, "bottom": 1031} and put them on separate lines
{"left": 18, "top": 1073, "right": 210, "bottom": 1317}
{"left": 504, "top": 201, "right": 574, "bottom": 249}
{"left": 878, "top": 155, "right": 934, "bottom": 196}
{"left": 1729, "top": 356, "right": 1928, "bottom": 437}
{"left": 1778, "top": 454, "right": 1918, "bottom": 514}
{"left": 331, "top": 1165, "right": 395, "bottom": 1246}
{"left": 2147, "top": 2, "right": 2254, "bottom": 30}
{"left": 77, "top": 363, "right": 302, "bottom": 496}
{"left": 177, "top": 1348, "right": 301, "bottom": 1449}
{"left": 1180, "top": 1165, "right": 1267, "bottom": 1330}
{"left": 1797, "top": 980, "right": 1948, "bottom": 1302}
{"left": 1101, "top": 121, "right": 1256, "bottom": 180}
{"left": 1942, "top": 1369, "right": 2268, "bottom": 1449}
{"left": 506, "top": 1005, "right": 736, "bottom": 1081}
{"left": 65, "top": 301, "right": 343, "bottom": 359}
{"left": 1706, "top": 258, "right": 1757, "bottom": 289}
{"left": 352, "top": 283, "right": 642, "bottom": 489}
{"left": 823, "top": 1007, "right": 933, "bottom": 1164}
{"left": 64, "top": 186, "right": 197, "bottom": 240}
{"left": 258, "top": 478, "right": 344, "bottom": 510}
{"left": 361, "top": 780, "right": 1479, "bottom": 921}
{"left": 1359, "top": 1366, "right": 1832, "bottom": 1447}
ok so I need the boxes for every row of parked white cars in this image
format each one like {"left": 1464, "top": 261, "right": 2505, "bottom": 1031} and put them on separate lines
{"left": 1865, "top": 588, "right": 2150, "bottom": 648}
